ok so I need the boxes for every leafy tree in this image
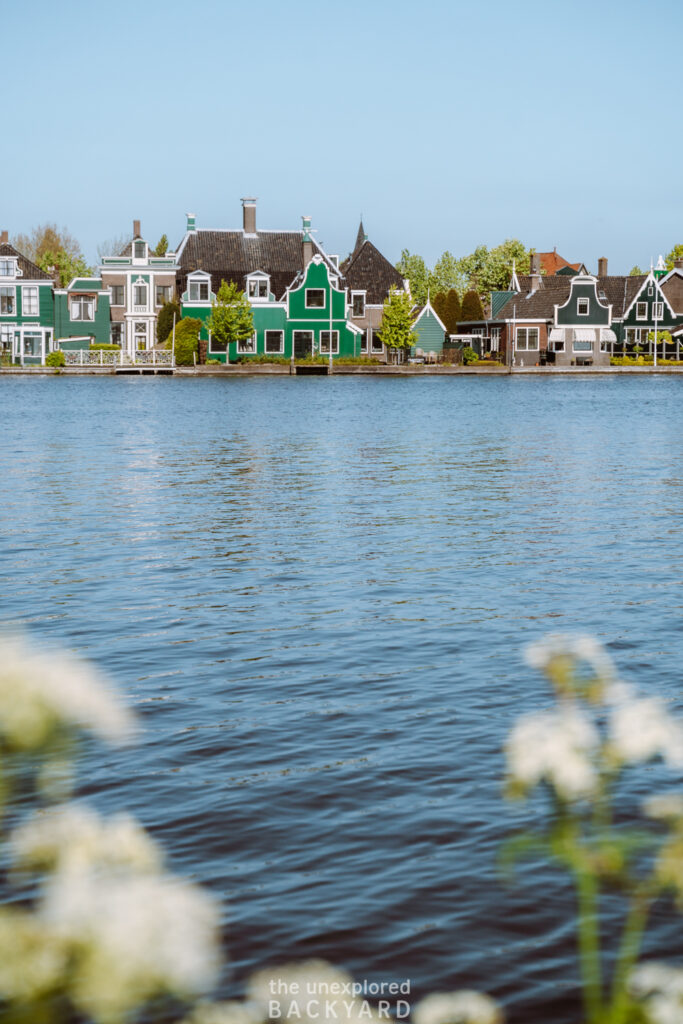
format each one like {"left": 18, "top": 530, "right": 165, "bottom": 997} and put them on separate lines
{"left": 461, "top": 290, "right": 485, "bottom": 321}
{"left": 12, "top": 223, "right": 82, "bottom": 264}
{"left": 461, "top": 346, "right": 477, "bottom": 365}
{"left": 443, "top": 288, "right": 462, "bottom": 333}
{"left": 432, "top": 291, "right": 448, "bottom": 323}
{"left": 629, "top": 266, "right": 644, "bottom": 276}
{"left": 380, "top": 287, "right": 417, "bottom": 359}
{"left": 457, "top": 239, "right": 532, "bottom": 297}
{"left": 166, "top": 317, "right": 202, "bottom": 366}
{"left": 157, "top": 299, "right": 181, "bottom": 345}
{"left": 395, "top": 250, "right": 430, "bottom": 305}
{"left": 154, "top": 234, "right": 169, "bottom": 257}
{"left": 431, "top": 250, "right": 467, "bottom": 296}
{"left": 37, "top": 250, "right": 92, "bottom": 287}
{"left": 664, "top": 244, "right": 683, "bottom": 271}
{"left": 206, "top": 281, "right": 254, "bottom": 358}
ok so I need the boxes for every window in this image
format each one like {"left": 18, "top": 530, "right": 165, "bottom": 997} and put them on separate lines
{"left": 573, "top": 340, "right": 593, "bottom": 352}
{"left": 0, "top": 286, "right": 15, "bottom": 315}
{"left": 515, "top": 327, "right": 539, "bottom": 350}
{"left": 360, "top": 330, "right": 368, "bottom": 353}
{"left": 156, "top": 285, "right": 172, "bottom": 306}
{"left": 248, "top": 278, "right": 268, "bottom": 299}
{"left": 110, "top": 323, "right": 123, "bottom": 347}
{"left": 22, "top": 286, "right": 38, "bottom": 316}
{"left": 320, "top": 330, "right": 339, "bottom": 354}
{"left": 636, "top": 302, "right": 647, "bottom": 320}
{"left": 371, "top": 329, "right": 383, "bottom": 352}
{"left": 134, "top": 242, "right": 146, "bottom": 259}
{"left": 23, "top": 332, "right": 41, "bottom": 356}
{"left": 351, "top": 292, "right": 365, "bottom": 318}
{"left": 237, "top": 333, "right": 256, "bottom": 354}
{"left": 653, "top": 302, "right": 664, "bottom": 319}
{"left": 133, "top": 284, "right": 147, "bottom": 307}
{"left": 491, "top": 328, "right": 501, "bottom": 351}
{"left": 189, "top": 280, "right": 209, "bottom": 302}
{"left": 0, "top": 325, "right": 13, "bottom": 350}
{"left": 577, "top": 298, "right": 589, "bottom": 315}
{"left": 305, "top": 288, "right": 325, "bottom": 308}
{"left": 0, "top": 260, "right": 15, "bottom": 277}
{"left": 111, "top": 285, "right": 125, "bottom": 306}
{"left": 553, "top": 340, "right": 565, "bottom": 352}
{"left": 70, "top": 295, "right": 95, "bottom": 321}
{"left": 134, "top": 322, "right": 147, "bottom": 350}
{"left": 265, "top": 330, "right": 283, "bottom": 354}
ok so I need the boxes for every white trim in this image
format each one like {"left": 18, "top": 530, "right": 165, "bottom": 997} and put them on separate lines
{"left": 350, "top": 290, "right": 366, "bottom": 318}
{"left": 319, "top": 329, "right": 339, "bottom": 354}
{"left": 412, "top": 299, "right": 447, "bottom": 334}
{"left": 264, "top": 329, "right": 284, "bottom": 354}
{"left": 515, "top": 326, "right": 540, "bottom": 351}
{"left": 305, "top": 287, "right": 326, "bottom": 309}
{"left": 0, "top": 285, "right": 16, "bottom": 316}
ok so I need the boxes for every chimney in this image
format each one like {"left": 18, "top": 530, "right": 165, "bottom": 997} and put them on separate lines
{"left": 302, "top": 215, "right": 313, "bottom": 265}
{"left": 133, "top": 219, "right": 141, "bottom": 238}
{"left": 674, "top": 258, "right": 683, "bottom": 270}
{"left": 0, "top": 229, "right": 7, "bottom": 244}
{"left": 241, "top": 197, "right": 257, "bottom": 234}
{"left": 529, "top": 252, "right": 541, "bottom": 292}
{"left": 598, "top": 257, "right": 608, "bottom": 277}
{"left": 186, "top": 213, "right": 196, "bottom": 232}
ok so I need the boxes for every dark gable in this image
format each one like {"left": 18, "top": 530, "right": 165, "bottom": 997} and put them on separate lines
{"left": 0, "top": 241, "right": 52, "bottom": 281}
{"left": 342, "top": 240, "right": 404, "bottom": 305}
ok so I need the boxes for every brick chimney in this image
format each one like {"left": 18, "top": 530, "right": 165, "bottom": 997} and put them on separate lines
{"left": 0, "top": 229, "right": 7, "bottom": 244}
{"left": 302, "top": 215, "right": 313, "bottom": 264}
{"left": 598, "top": 257, "right": 608, "bottom": 277}
{"left": 241, "top": 197, "right": 257, "bottom": 234}
{"left": 529, "top": 252, "right": 541, "bottom": 292}
{"left": 133, "top": 219, "right": 141, "bottom": 238}
{"left": 674, "top": 258, "right": 683, "bottom": 270}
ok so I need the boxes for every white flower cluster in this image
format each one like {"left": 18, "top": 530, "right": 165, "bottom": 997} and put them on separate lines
{"left": 0, "top": 635, "right": 136, "bottom": 751}
{"left": 525, "top": 633, "right": 616, "bottom": 682}
{"left": 506, "top": 706, "right": 600, "bottom": 801}
{"left": 608, "top": 693, "right": 683, "bottom": 769}
{"left": 412, "top": 991, "right": 503, "bottom": 1024}
{"left": 629, "top": 962, "right": 683, "bottom": 1024}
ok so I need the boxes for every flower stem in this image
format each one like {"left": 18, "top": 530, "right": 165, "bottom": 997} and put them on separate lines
{"left": 575, "top": 865, "right": 603, "bottom": 1024}
{"left": 608, "top": 890, "right": 650, "bottom": 1024}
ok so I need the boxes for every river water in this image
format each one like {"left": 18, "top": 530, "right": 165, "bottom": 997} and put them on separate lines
{"left": 1, "top": 374, "right": 682, "bottom": 1022}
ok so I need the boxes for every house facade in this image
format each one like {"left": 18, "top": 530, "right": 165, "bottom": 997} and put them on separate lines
{"left": 0, "top": 232, "right": 55, "bottom": 365}
{"left": 411, "top": 299, "right": 447, "bottom": 358}
{"left": 340, "top": 221, "right": 407, "bottom": 361}
{"left": 54, "top": 278, "right": 111, "bottom": 349}
{"left": 100, "top": 220, "right": 178, "bottom": 354}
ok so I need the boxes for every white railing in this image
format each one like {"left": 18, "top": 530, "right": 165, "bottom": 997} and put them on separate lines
{"left": 134, "top": 350, "right": 173, "bottom": 365}
{"left": 62, "top": 349, "right": 174, "bottom": 367}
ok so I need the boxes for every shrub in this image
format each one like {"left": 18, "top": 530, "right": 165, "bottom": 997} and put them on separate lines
{"left": 235, "top": 354, "right": 289, "bottom": 364}
{"left": 462, "top": 346, "right": 477, "bottom": 365}
{"left": 206, "top": 359, "right": 223, "bottom": 366}
{"left": 166, "top": 318, "right": 202, "bottom": 366}
{"left": 157, "top": 300, "right": 181, "bottom": 346}
{"left": 45, "top": 351, "right": 65, "bottom": 367}
{"left": 89, "top": 343, "right": 120, "bottom": 352}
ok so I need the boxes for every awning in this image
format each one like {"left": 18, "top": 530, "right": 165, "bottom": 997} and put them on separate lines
{"left": 573, "top": 328, "right": 596, "bottom": 342}
{"left": 548, "top": 328, "right": 564, "bottom": 342}
{"left": 600, "top": 329, "right": 617, "bottom": 342}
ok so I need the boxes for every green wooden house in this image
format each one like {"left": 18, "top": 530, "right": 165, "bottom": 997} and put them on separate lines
{"left": 410, "top": 299, "right": 447, "bottom": 359}
{"left": 0, "top": 233, "right": 55, "bottom": 364}
{"left": 54, "top": 278, "right": 112, "bottom": 350}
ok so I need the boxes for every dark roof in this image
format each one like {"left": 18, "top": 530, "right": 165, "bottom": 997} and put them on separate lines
{"left": 351, "top": 220, "right": 367, "bottom": 259}
{"left": 341, "top": 240, "right": 404, "bottom": 305}
{"left": 486, "top": 273, "right": 646, "bottom": 322}
{"left": 596, "top": 275, "right": 644, "bottom": 317}
{"left": 0, "top": 241, "right": 52, "bottom": 281}
{"left": 176, "top": 230, "right": 332, "bottom": 300}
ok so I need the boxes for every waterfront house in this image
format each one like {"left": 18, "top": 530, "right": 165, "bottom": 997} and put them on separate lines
{"left": 410, "top": 298, "right": 447, "bottom": 359}
{"left": 100, "top": 221, "right": 178, "bottom": 354}
{"left": 54, "top": 277, "right": 111, "bottom": 350}
{"left": 177, "top": 199, "right": 361, "bottom": 361}
{"left": 0, "top": 231, "right": 55, "bottom": 365}
{"left": 339, "top": 221, "right": 407, "bottom": 361}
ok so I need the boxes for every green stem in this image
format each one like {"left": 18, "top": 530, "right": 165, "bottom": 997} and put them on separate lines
{"left": 609, "top": 890, "right": 650, "bottom": 1024}
{"left": 575, "top": 865, "right": 603, "bottom": 1024}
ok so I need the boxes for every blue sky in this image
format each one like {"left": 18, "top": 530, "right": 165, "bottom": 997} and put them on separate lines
{"left": 3, "top": 0, "right": 681, "bottom": 274}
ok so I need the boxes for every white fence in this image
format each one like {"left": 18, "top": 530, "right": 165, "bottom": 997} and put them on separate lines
{"left": 63, "top": 349, "right": 174, "bottom": 367}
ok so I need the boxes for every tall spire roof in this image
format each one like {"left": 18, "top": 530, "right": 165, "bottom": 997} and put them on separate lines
{"left": 353, "top": 219, "right": 367, "bottom": 257}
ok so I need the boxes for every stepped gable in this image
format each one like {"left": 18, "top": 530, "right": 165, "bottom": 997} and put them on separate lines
{"left": 342, "top": 239, "right": 404, "bottom": 305}
{"left": 177, "top": 230, "right": 331, "bottom": 301}
{"left": 0, "top": 241, "right": 52, "bottom": 281}
{"left": 493, "top": 274, "right": 571, "bottom": 320}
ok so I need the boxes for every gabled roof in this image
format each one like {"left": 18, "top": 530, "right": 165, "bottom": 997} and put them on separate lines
{"left": 489, "top": 273, "right": 646, "bottom": 322}
{"left": 176, "top": 230, "right": 334, "bottom": 301}
{"left": 661, "top": 269, "right": 683, "bottom": 314}
{"left": 0, "top": 241, "right": 52, "bottom": 281}
{"left": 537, "top": 249, "right": 585, "bottom": 276}
{"left": 341, "top": 239, "right": 404, "bottom": 305}
{"left": 412, "top": 300, "right": 447, "bottom": 333}
{"left": 351, "top": 220, "right": 367, "bottom": 260}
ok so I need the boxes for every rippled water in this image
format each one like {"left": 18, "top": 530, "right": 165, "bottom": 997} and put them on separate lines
{"left": 1, "top": 375, "right": 682, "bottom": 1022}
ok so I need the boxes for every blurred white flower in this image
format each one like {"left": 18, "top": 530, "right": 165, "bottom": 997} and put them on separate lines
{"left": 644, "top": 794, "right": 683, "bottom": 822}
{"left": 41, "top": 868, "right": 221, "bottom": 1023}
{"left": 13, "top": 803, "right": 162, "bottom": 875}
{"left": 506, "top": 706, "right": 599, "bottom": 800}
{"left": 0, "top": 908, "right": 67, "bottom": 1001}
{"left": 629, "top": 962, "right": 683, "bottom": 1024}
{"left": 0, "top": 635, "right": 136, "bottom": 750}
{"left": 609, "top": 698, "right": 683, "bottom": 768}
{"left": 413, "top": 990, "right": 503, "bottom": 1024}
{"left": 181, "top": 1001, "right": 264, "bottom": 1024}
{"left": 525, "top": 634, "right": 615, "bottom": 682}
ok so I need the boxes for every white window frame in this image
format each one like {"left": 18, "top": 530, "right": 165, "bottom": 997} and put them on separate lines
{"left": 134, "top": 241, "right": 147, "bottom": 260}
{"left": 360, "top": 330, "right": 368, "bottom": 353}
{"left": 70, "top": 295, "right": 95, "bottom": 321}
{"left": 0, "top": 286, "right": 16, "bottom": 316}
{"left": 110, "top": 323, "right": 124, "bottom": 347}
{"left": 134, "top": 321, "right": 147, "bottom": 350}
{"left": 636, "top": 302, "right": 647, "bottom": 320}
{"left": 22, "top": 286, "right": 39, "bottom": 316}
{"left": 0, "top": 324, "right": 13, "bottom": 349}
{"left": 370, "top": 328, "right": 383, "bottom": 353}
{"left": 133, "top": 283, "right": 148, "bottom": 308}
{"left": 653, "top": 302, "right": 664, "bottom": 319}
{"left": 573, "top": 340, "right": 593, "bottom": 353}
{"left": 264, "top": 330, "right": 284, "bottom": 354}
{"left": 237, "top": 332, "right": 256, "bottom": 354}
{"left": 515, "top": 327, "right": 539, "bottom": 351}
{"left": 0, "top": 259, "right": 16, "bottom": 278}
{"left": 351, "top": 291, "right": 366, "bottom": 318}
{"left": 305, "top": 288, "right": 325, "bottom": 309}
{"left": 188, "top": 279, "right": 209, "bottom": 302}
{"left": 110, "top": 284, "right": 125, "bottom": 306}
{"left": 155, "top": 284, "right": 172, "bottom": 307}
{"left": 247, "top": 275, "right": 269, "bottom": 300}
{"left": 491, "top": 327, "right": 501, "bottom": 351}
{"left": 319, "top": 330, "right": 339, "bottom": 354}
{"left": 577, "top": 298, "right": 589, "bottom": 316}
{"left": 23, "top": 331, "right": 42, "bottom": 357}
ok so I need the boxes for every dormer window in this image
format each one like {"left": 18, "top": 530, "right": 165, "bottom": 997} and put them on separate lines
{"left": 188, "top": 279, "right": 209, "bottom": 302}
{"left": 577, "top": 298, "right": 589, "bottom": 316}
{"left": 0, "top": 259, "right": 16, "bottom": 277}
{"left": 247, "top": 274, "right": 269, "bottom": 300}
{"left": 134, "top": 241, "right": 146, "bottom": 259}
{"left": 351, "top": 291, "right": 366, "bottom": 318}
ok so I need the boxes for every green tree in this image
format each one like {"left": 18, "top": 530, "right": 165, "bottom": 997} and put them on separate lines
{"left": 395, "top": 250, "right": 429, "bottom": 305}
{"left": 206, "top": 281, "right": 254, "bottom": 359}
{"left": 629, "top": 266, "right": 645, "bottom": 276}
{"left": 154, "top": 234, "right": 169, "bottom": 257}
{"left": 461, "top": 289, "right": 485, "bottom": 321}
{"left": 12, "top": 223, "right": 83, "bottom": 264}
{"left": 380, "top": 287, "right": 417, "bottom": 361}
{"left": 443, "top": 288, "right": 462, "bottom": 333}
{"left": 37, "top": 250, "right": 92, "bottom": 288}
{"left": 157, "top": 299, "right": 181, "bottom": 345}
{"left": 166, "top": 317, "right": 202, "bottom": 366}
{"left": 431, "top": 250, "right": 467, "bottom": 296}
{"left": 664, "top": 243, "right": 683, "bottom": 271}
{"left": 431, "top": 291, "right": 448, "bottom": 323}
{"left": 457, "top": 239, "right": 532, "bottom": 297}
